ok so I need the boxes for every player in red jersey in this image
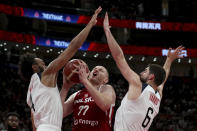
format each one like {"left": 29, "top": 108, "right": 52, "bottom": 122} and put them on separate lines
{"left": 60, "top": 64, "right": 116, "bottom": 131}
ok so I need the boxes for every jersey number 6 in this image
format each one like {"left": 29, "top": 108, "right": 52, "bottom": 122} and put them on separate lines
{"left": 142, "top": 107, "right": 153, "bottom": 128}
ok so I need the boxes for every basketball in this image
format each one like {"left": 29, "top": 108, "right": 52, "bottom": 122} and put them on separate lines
{"left": 63, "top": 59, "right": 89, "bottom": 83}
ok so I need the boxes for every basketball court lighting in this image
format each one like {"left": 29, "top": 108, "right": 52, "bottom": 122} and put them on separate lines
{"left": 106, "top": 54, "right": 110, "bottom": 59}
{"left": 141, "top": 56, "right": 145, "bottom": 61}
{"left": 3, "top": 42, "right": 7, "bottom": 45}
{"left": 178, "top": 58, "right": 181, "bottom": 63}
{"left": 188, "top": 59, "right": 191, "bottom": 63}
{"left": 94, "top": 53, "right": 99, "bottom": 58}
{"left": 129, "top": 56, "right": 133, "bottom": 60}
{"left": 153, "top": 57, "right": 157, "bottom": 62}
{"left": 83, "top": 52, "right": 87, "bottom": 57}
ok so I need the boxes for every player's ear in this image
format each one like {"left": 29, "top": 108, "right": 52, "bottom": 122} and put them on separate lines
{"left": 32, "top": 64, "right": 38, "bottom": 72}
{"left": 149, "top": 74, "right": 155, "bottom": 81}
{"left": 103, "top": 77, "right": 108, "bottom": 84}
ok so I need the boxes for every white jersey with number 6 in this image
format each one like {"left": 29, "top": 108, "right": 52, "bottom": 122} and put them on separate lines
{"left": 114, "top": 84, "right": 161, "bottom": 131}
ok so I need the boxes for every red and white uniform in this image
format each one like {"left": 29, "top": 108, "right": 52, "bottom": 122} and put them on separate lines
{"left": 72, "top": 88, "right": 114, "bottom": 131}
{"left": 26, "top": 73, "right": 63, "bottom": 131}
{"left": 114, "top": 85, "right": 161, "bottom": 131}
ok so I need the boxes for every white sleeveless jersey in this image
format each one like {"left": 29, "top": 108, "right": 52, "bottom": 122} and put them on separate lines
{"left": 26, "top": 73, "right": 63, "bottom": 131}
{"left": 114, "top": 85, "right": 161, "bottom": 131}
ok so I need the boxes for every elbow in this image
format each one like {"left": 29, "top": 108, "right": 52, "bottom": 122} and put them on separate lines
{"left": 114, "top": 52, "right": 124, "bottom": 61}
{"left": 129, "top": 76, "right": 142, "bottom": 88}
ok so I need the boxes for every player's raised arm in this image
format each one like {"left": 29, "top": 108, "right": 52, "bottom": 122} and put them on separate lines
{"left": 158, "top": 45, "right": 185, "bottom": 97}
{"left": 103, "top": 12, "right": 142, "bottom": 98}
{"left": 44, "top": 7, "right": 102, "bottom": 74}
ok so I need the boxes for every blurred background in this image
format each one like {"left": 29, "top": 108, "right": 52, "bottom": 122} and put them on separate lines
{"left": 0, "top": 0, "right": 197, "bottom": 130}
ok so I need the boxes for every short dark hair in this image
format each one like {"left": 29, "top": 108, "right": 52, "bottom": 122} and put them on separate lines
{"left": 148, "top": 64, "right": 166, "bottom": 86}
{"left": 18, "top": 52, "right": 37, "bottom": 80}
{"left": 6, "top": 112, "right": 20, "bottom": 119}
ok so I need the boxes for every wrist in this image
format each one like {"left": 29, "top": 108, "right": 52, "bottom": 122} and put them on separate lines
{"left": 104, "top": 28, "right": 110, "bottom": 33}
{"left": 81, "top": 78, "right": 89, "bottom": 84}
{"left": 167, "top": 57, "right": 175, "bottom": 62}
{"left": 87, "top": 22, "right": 94, "bottom": 28}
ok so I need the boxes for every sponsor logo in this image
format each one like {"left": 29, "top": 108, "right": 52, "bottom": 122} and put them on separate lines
{"left": 74, "top": 97, "right": 94, "bottom": 104}
{"left": 74, "top": 118, "right": 99, "bottom": 127}
{"left": 136, "top": 22, "right": 161, "bottom": 30}
{"left": 162, "top": 49, "right": 187, "bottom": 57}
{"left": 42, "top": 13, "right": 63, "bottom": 21}
{"left": 66, "top": 16, "right": 71, "bottom": 22}
{"left": 34, "top": 12, "right": 39, "bottom": 18}
{"left": 46, "top": 39, "right": 51, "bottom": 45}
{"left": 53, "top": 40, "right": 69, "bottom": 47}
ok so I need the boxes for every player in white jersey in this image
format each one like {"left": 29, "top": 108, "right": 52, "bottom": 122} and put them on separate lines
{"left": 18, "top": 7, "right": 102, "bottom": 131}
{"left": 103, "top": 12, "right": 185, "bottom": 130}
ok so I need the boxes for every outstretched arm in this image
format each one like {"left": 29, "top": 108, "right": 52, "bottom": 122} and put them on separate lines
{"left": 103, "top": 12, "right": 141, "bottom": 99}
{"left": 60, "top": 69, "right": 76, "bottom": 117}
{"left": 158, "top": 46, "right": 185, "bottom": 97}
{"left": 44, "top": 7, "right": 102, "bottom": 74}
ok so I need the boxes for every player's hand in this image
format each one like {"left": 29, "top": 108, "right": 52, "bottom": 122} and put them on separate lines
{"left": 77, "top": 62, "right": 89, "bottom": 84}
{"left": 89, "top": 6, "right": 102, "bottom": 26}
{"left": 167, "top": 45, "right": 185, "bottom": 61}
{"left": 62, "top": 69, "right": 75, "bottom": 89}
{"left": 103, "top": 12, "right": 111, "bottom": 32}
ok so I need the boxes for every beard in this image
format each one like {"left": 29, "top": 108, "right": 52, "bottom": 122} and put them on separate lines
{"left": 39, "top": 66, "right": 44, "bottom": 72}
{"left": 140, "top": 76, "right": 147, "bottom": 83}
{"left": 7, "top": 125, "right": 18, "bottom": 131}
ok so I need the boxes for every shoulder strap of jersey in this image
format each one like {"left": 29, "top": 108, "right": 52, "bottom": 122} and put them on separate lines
{"left": 37, "top": 72, "right": 42, "bottom": 80}
{"left": 141, "top": 83, "right": 148, "bottom": 93}
{"left": 30, "top": 93, "right": 35, "bottom": 112}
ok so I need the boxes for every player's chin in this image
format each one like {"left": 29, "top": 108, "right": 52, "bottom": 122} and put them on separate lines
{"left": 140, "top": 77, "right": 146, "bottom": 83}
{"left": 90, "top": 77, "right": 97, "bottom": 82}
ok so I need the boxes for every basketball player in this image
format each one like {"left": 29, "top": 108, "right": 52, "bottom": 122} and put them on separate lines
{"left": 60, "top": 64, "right": 116, "bottom": 131}
{"left": 18, "top": 6, "right": 102, "bottom": 131}
{"left": 103, "top": 12, "right": 185, "bottom": 130}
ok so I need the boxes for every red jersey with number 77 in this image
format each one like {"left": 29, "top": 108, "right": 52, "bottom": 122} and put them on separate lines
{"left": 72, "top": 88, "right": 114, "bottom": 131}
